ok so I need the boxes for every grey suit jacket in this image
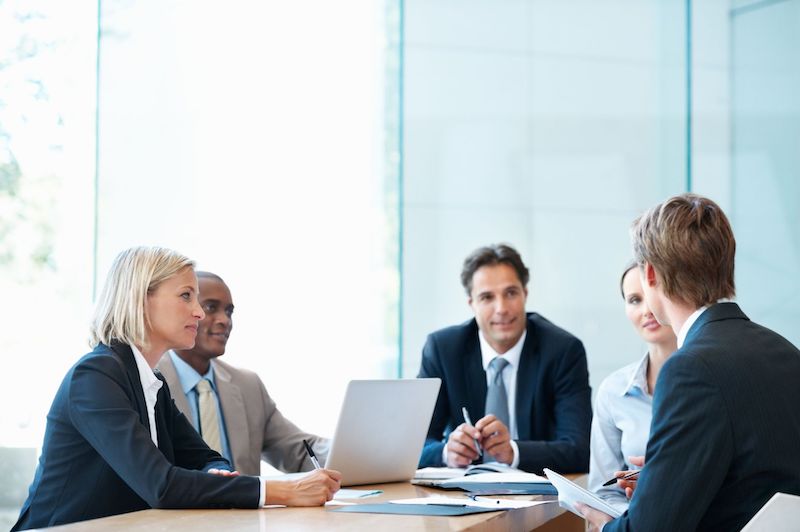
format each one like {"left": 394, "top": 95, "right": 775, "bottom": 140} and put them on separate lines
{"left": 157, "top": 355, "right": 329, "bottom": 476}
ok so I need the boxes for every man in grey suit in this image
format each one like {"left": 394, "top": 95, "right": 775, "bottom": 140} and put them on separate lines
{"left": 579, "top": 194, "right": 800, "bottom": 531}
{"left": 156, "top": 272, "right": 328, "bottom": 476}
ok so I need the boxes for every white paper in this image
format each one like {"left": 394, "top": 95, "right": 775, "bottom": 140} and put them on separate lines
{"left": 543, "top": 468, "right": 622, "bottom": 518}
{"left": 413, "top": 467, "right": 466, "bottom": 480}
{"left": 325, "top": 500, "right": 357, "bottom": 506}
{"left": 334, "top": 488, "right": 383, "bottom": 499}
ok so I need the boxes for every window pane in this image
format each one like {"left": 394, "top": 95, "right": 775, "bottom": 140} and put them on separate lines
{"left": 96, "top": 0, "right": 401, "bottom": 438}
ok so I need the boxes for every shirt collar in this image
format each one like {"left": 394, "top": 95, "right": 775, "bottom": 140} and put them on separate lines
{"left": 622, "top": 352, "right": 650, "bottom": 397}
{"left": 676, "top": 306, "right": 709, "bottom": 348}
{"left": 131, "top": 344, "right": 163, "bottom": 393}
{"left": 168, "top": 350, "right": 216, "bottom": 394}
{"left": 479, "top": 329, "right": 527, "bottom": 371}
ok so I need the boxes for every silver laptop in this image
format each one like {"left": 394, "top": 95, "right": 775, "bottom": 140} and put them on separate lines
{"left": 325, "top": 378, "right": 441, "bottom": 486}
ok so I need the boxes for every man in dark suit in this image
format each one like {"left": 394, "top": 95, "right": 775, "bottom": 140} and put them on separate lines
{"left": 417, "top": 244, "right": 591, "bottom": 473}
{"left": 580, "top": 194, "right": 800, "bottom": 531}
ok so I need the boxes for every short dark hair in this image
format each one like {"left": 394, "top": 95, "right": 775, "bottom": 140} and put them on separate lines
{"left": 631, "top": 193, "right": 735, "bottom": 307}
{"left": 197, "top": 271, "right": 225, "bottom": 284}
{"left": 460, "top": 244, "right": 529, "bottom": 296}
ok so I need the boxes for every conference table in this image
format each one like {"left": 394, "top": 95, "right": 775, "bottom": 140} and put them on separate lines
{"left": 44, "top": 476, "right": 586, "bottom": 531}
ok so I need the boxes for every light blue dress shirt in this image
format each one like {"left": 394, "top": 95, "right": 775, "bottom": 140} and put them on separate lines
{"left": 167, "top": 351, "right": 233, "bottom": 466}
{"left": 588, "top": 353, "right": 652, "bottom": 512}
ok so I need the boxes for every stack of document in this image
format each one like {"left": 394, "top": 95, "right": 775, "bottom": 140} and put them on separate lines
{"left": 413, "top": 464, "right": 556, "bottom": 495}
{"left": 332, "top": 495, "right": 555, "bottom": 517}
{"left": 391, "top": 495, "right": 549, "bottom": 510}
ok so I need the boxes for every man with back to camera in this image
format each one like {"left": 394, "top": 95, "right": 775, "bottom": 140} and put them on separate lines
{"left": 157, "top": 271, "right": 329, "bottom": 476}
{"left": 579, "top": 194, "right": 800, "bottom": 531}
{"left": 417, "top": 244, "right": 592, "bottom": 473}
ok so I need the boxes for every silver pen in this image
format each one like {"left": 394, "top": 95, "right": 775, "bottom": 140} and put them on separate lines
{"left": 303, "top": 439, "right": 322, "bottom": 470}
{"left": 461, "top": 406, "right": 483, "bottom": 457}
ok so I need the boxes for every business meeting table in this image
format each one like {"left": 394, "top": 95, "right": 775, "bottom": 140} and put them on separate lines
{"left": 42, "top": 476, "right": 586, "bottom": 531}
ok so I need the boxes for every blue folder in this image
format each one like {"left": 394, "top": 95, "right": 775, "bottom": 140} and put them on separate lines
{"left": 444, "top": 482, "right": 558, "bottom": 495}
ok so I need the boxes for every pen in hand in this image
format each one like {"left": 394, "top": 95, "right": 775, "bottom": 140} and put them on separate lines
{"left": 602, "top": 469, "right": 640, "bottom": 486}
{"left": 303, "top": 439, "right": 322, "bottom": 470}
{"left": 461, "top": 407, "right": 483, "bottom": 457}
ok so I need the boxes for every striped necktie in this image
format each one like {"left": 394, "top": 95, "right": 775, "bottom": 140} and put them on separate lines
{"left": 485, "top": 356, "right": 510, "bottom": 429}
{"left": 196, "top": 378, "right": 223, "bottom": 455}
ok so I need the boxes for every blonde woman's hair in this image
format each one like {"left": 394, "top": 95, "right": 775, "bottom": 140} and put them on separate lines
{"left": 90, "top": 246, "right": 195, "bottom": 350}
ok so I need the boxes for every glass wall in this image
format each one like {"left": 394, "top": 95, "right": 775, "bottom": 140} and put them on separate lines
{"left": 0, "top": 0, "right": 97, "bottom": 525}
{"left": 1, "top": 0, "right": 798, "bottom": 524}
{"left": 1, "top": 0, "right": 400, "bottom": 516}
{"left": 96, "top": 0, "right": 402, "bottom": 443}
{"left": 727, "top": 0, "right": 799, "bottom": 345}
{"left": 401, "top": 0, "right": 800, "bottom": 391}
{"left": 401, "top": 0, "right": 688, "bottom": 386}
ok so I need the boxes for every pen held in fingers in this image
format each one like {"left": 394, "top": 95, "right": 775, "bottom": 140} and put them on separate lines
{"left": 461, "top": 406, "right": 483, "bottom": 457}
{"left": 602, "top": 470, "right": 640, "bottom": 487}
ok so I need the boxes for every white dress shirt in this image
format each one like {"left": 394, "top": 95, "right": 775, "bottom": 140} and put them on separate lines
{"left": 131, "top": 345, "right": 163, "bottom": 447}
{"left": 440, "top": 330, "right": 526, "bottom": 468}
{"left": 677, "top": 306, "right": 709, "bottom": 348}
{"left": 588, "top": 353, "right": 652, "bottom": 512}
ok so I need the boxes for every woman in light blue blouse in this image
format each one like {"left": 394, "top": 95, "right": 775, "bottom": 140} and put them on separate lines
{"left": 588, "top": 262, "right": 677, "bottom": 512}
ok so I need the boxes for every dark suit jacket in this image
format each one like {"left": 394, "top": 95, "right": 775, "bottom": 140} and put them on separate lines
{"left": 606, "top": 303, "right": 800, "bottom": 532}
{"left": 13, "top": 343, "right": 260, "bottom": 531}
{"left": 417, "top": 313, "right": 592, "bottom": 473}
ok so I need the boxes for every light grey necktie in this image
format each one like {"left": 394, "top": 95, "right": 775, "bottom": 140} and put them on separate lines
{"left": 485, "top": 356, "right": 510, "bottom": 429}
{"left": 196, "top": 378, "right": 223, "bottom": 455}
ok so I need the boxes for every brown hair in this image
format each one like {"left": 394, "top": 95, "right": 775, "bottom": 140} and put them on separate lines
{"left": 460, "top": 244, "right": 529, "bottom": 296}
{"left": 619, "top": 260, "right": 638, "bottom": 299}
{"left": 630, "top": 193, "right": 735, "bottom": 307}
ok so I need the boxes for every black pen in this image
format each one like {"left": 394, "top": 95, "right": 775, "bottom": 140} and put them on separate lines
{"left": 602, "top": 469, "right": 640, "bottom": 486}
{"left": 461, "top": 407, "right": 483, "bottom": 457}
{"left": 303, "top": 439, "right": 322, "bottom": 470}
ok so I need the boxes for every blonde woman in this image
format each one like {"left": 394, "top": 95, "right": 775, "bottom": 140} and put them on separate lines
{"left": 13, "top": 247, "right": 340, "bottom": 530}
{"left": 587, "top": 262, "right": 677, "bottom": 512}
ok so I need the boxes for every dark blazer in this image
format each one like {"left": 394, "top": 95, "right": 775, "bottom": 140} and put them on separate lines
{"left": 13, "top": 343, "right": 260, "bottom": 531}
{"left": 605, "top": 303, "right": 800, "bottom": 532}
{"left": 417, "top": 313, "right": 592, "bottom": 473}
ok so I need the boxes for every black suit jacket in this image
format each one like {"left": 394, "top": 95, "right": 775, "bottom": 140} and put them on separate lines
{"left": 417, "top": 313, "right": 592, "bottom": 473}
{"left": 606, "top": 303, "right": 800, "bottom": 532}
{"left": 13, "top": 343, "right": 260, "bottom": 530}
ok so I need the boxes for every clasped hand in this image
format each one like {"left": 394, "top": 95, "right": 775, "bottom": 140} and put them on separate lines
{"left": 446, "top": 414, "right": 513, "bottom": 467}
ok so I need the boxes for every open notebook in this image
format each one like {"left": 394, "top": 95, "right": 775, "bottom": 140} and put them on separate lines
{"left": 413, "top": 462, "right": 551, "bottom": 490}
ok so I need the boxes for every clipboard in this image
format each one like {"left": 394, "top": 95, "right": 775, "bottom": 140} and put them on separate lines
{"left": 543, "top": 468, "right": 622, "bottom": 518}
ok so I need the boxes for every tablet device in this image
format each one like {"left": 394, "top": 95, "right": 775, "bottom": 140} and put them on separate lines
{"left": 326, "top": 378, "right": 441, "bottom": 486}
{"left": 543, "top": 468, "right": 622, "bottom": 518}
